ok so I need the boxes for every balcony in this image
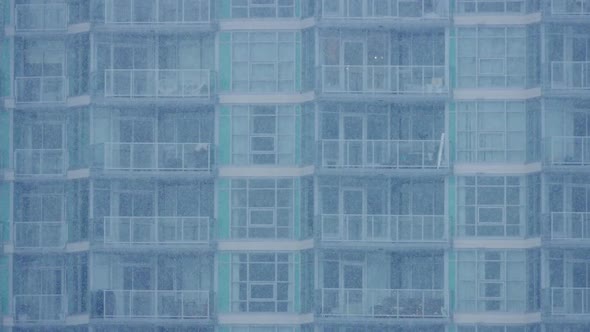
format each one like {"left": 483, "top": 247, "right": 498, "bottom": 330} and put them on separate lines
{"left": 15, "top": 76, "right": 66, "bottom": 103}
{"left": 319, "top": 65, "right": 447, "bottom": 100}
{"left": 550, "top": 61, "right": 590, "bottom": 91}
{"left": 543, "top": 136, "right": 590, "bottom": 167}
{"left": 15, "top": 3, "right": 68, "bottom": 31}
{"left": 93, "top": 216, "right": 211, "bottom": 247}
{"left": 318, "top": 139, "right": 446, "bottom": 172}
{"left": 317, "top": 288, "right": 447, "bottom": 320}
{"left": 13, "top": 222, "right": 67, "bottom": 250}
{"left": 92, "top": 290, "right": 212, "bottom": 320}
{"left": 92, "top": 142, "right": 213, "bottom": 173}
{"left": 549, "top": 0, "right": 590, "bottom": 15}
{"left": 544, "top": 212, "right": 590, "bottom": 244}
{"left": 456, "top": 0, "right": 534, "bottom": 14}
{"left": 14, "top": 294, "right": 65, "bottom": 323}
{"left": 103, "top": 0, "right": 210, "bottom": 25}
{"left": 545, "top": 287, "right": 590, "bottom": 318}
{"left": 14, "top": 149, "right": 66, "bottom": 176}
{"left": 103, "top": 69, "right": 213, "bottom": 99}
{"left": 318, "top": 214, "right": 446, "bottom": 248}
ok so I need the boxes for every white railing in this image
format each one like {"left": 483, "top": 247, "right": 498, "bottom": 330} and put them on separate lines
{"left": 15, "top": 3, "right": 68, "bottom": 31}
{"left": 231, "top": 209, "right": 292, "bottom": 239}
{"left": 98, "top": 216, "right": 210, "bottom": 245}
{"left": 456, "top": 0, "right": 527, "bottom": 14}
{"left": 319, "top": 139, "right": 445, "bottom": 169}
{"left": 548, "top": 212, "right": 590, "bottom": 240}
{"left": 93, "top": 290, "right": 210, "bottom": 319}
{"left": 547, "top": 287, "right": 590, "bottom": 315}
{"left": 104, "top": 69, "right": 211, "bottom": 98}
{"left": 94, "top": 142, "right": 212, "bottom": 171}
{"left": 104, "top": 0, "right": 210, "bottom": 24}
{"left": 544, "top": 136, "right": 590, "bottom": 166}
{"left": 318, "top": 288, "right": 446, "bottom": 318}
{"left": 320, "top": 214, "right": 445, "bottom": 243}
{"left": 551, "top": 61, "right": 590, "bottom": 89}
{"left": 14, "top": 294, "right": 64, "bottom": 322}
{"left": 321, "top": 65, "right": 446, "bottom": 94}
{"left": 15, "top": 76, "right": 66, "bottom": 103}
{"left": 551, "top": 0, "right": 590, "bottom": 15}
{"left": 13, "top": 222, "right": 66, "bottom": 249}
{"left": 14, "top": 149, "right": 66, "bottom": 176}
{"left": 321, "top": 0, "right": 449, "bottom": 18}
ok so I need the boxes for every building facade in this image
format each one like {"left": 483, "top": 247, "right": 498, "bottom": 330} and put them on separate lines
{"left": 0, "top": 0, "right": 588, "bottom": 331}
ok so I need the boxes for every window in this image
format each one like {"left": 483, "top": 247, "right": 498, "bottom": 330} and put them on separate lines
{"left": 457, "top": 101, "right": 527, "bottom": 162}
{"left": 458, "top": 325, "right": 540, "bottom": 332}
{"left": 457, "top": 250, "right": 526, "bottom": 312}
{"left": 458, "top": 176, "right": 526, "bottom": 237}
{"left": 231, "top": 253, "right": 293, "bottom": 312}
{"left": 456, "top": 0, "right": 533, "bottom": 14}
{"left": 231, "top": 327, "right": 295, "bottom": 332}
{"left": 457, "top": 27, "right": 526, "bottom": 88}
{"left": 231, "top": 0, "right": 295, "bottom": 18}
{"left": 231, "top": 179, "right": 294, "bottom": 239}
{"left": 231, "top": 32, "right": 297, "bottom": 92}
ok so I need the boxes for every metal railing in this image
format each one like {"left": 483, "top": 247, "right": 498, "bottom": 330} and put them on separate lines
{"left": 104, "top": 0, "right": 210, "bottom": 24}
{"left": 15, "top": 4, "right": 68, "bottom": 31}
{"left": 95, "top": 216, "right": 210, "bottom": 245}
{"left": 456, "top": 223, "right": 522, "bottom": 237}
{"left": 320, "top": 0, "right": 449, "bottom": 18}
{"left": 319, "top": 214, "right": 445, "bottom": 243}
{"left": 92, "top": 290, "right": 211, "bottom": 319}
{"left": 320, "top": 65, "right": 446, "bottom": 95}
{"left": 546, "top": 212, "right": 590, "bottom": 241}
{"left": 546, "top": 287, "right": 590, "bottom": 315}
{"left": 543, "top": 136, "right": 590, "bottom": 166}
{"left": 550, "top": 0, "right": 590, "bottom": 15}
{"left": 104, "top": 69, "right": 212, "bottom": 98}
{"left": 15, "top": 76, "right": 66, "bottom": 103}
{"left": 14, "top": 149, "right": 66, "bottom": 176}
{"left": 231, "top": 209, "right": 293, "bottom": 240}
{"left": 13, "top": 222, "right": 67, "bottom": 249}
{"left": 14, "top": 294, "right": 65, "bottom": 322}
{"left": 93, "top": 142, "right": 213, "bottom": 171}
{"left": 317, "top": 288, "right": 446, "bottom": 318}
{"left": 456, "top": 0, "right": 528, "bottom": 13}
{"left": 319, "top": 138, "right": 445, "bottom": 169}
{"left": 551, "top": 61, "right": 590, "bottom": 89}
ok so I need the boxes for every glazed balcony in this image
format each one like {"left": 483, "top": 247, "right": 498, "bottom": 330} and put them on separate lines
{"left": 102, "top": 0, "right": 211, "bottom": 25}
{"left": 549, "top": 0, "right": 590, "bottom": 15}
{"left": 15, "top": 3, "right": 68, "bottom": 32}
{"left": 14, "top": 294, "right": 65, "bottom": 323}
{"left": 544, "top": 212, "right": 590, "bottom": 244}
{"left": 456, "top": 0, "right": 536, "bottom": 14}
{"left": 13, "top": 222, "right": 67, "bottom": 250}
{"left": 15, "top": 76, "right": 66, "bottom": 103}
{"left": 550, "top": 61, "right": 590, "bottom": 91}
{"left": 14, "top": 149, "right": 66, "bottom": 176}
{"left": 545, "top": 287, "right": 590, "bottom": 317}
{"left": 543, "top": 136, "right": 590, "bottom": 167}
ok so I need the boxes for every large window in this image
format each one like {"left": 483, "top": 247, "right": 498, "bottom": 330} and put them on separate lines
{"left": 457, "top": 27, "right": 526, "bottom": 88}
{"left": 458, "top": 326, "right": 540, "bottom": 332}
{"left": 231, "top": 0, "right": 295, "bottom": 18}
{"left": 231, "top": 179, "right": 294, "bottom": 239}
{"left": 231, "top": 32, "right": 298, "bottom": 92}
{"left": 231, "top": 253, "right": 293, "bottom": 312}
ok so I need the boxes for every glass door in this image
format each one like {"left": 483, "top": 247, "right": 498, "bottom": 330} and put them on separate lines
{"left": 342, "top": 188, "right": 364, "bottom": 240}
{"left": 342, "top": 261, "right": 364, "bottom": 315}
{"left": 342, "top": 114, "right": 364, "bottom": 167}
{"left": 343, "top": 40, "right": 365, "bottom": 91}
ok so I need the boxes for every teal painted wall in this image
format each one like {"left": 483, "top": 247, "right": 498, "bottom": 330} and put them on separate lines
{"left": 0, "top": 112, "right": 8, "bottom": 169}
{"left": 219, "top": 33, "right": 232, "bottom": 92}
{"left": 219, "top": 0, "right": 231, "bottom": 19}
{"left": 217, "top": 252, "right": 231, "bottom": 313}
{"left": 1, "top": 39, "right": 12, "bottom": 97}
{"left": 0, "top": 182, "right": 9, "bottom": 242}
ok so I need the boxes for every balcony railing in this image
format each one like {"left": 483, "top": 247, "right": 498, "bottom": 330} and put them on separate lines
{"left": 551, "top": 61, "right": 590, "bottom": 90}
{"left": 14, "top": 294, "right": 65, "bottom": 322}
{"left": 320, "top": 65, "right": 446, "bottom": 95}
{"left": 15, "top": 76, "right": 66, "bottom": 103}
{"left": 319, "top": 214, "right": 445, "bottom": 243}
{"left": 550, "top": 0, "right": 590, "bottom": 15}
{"left": 95, "top": 217, "right": 210, "bottom": 245}
{"left": 104, "top": 69, "right": 212, "bottom": 98}
{"left": 317, "top": 288, "right": 446, "bottom": 318}
{"left": 15, "top": 4, "right": 68, "bottom": 31}
{"left": 93, "top": 142, "right": 213, "bottom": 171}
{"left": 319, "top": 138, "right": 446, "bottom": 169}
{"left": 546, "top": 287, "right": 590, "bottom": 315}
{"left": 321, "top": 0, "right": 449, "bottom": 18}
{"left": 546, "top": 212, "right": 590, "bottom": 241}
{"left": 92, "top": 290, "right": 211, "bottom": 319}
{"left": 13, "top": 222, "right": 67, "bottom": 249}
{"left": 543, "top": 136, "right": 590, "bottom": 166}
{"left": 104, "top": 0, "right": 210, "bottom": 24}
{"left": 14, "top": 149, "right": 66, "bottom": 176}
{"left": 456, "top": 0, "right": 529, "bottom": 14}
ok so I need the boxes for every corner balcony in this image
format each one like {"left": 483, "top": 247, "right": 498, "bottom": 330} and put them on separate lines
{"left": 92, "top": 216, "right": 212, "bottom": 250}
{"left": 544, "top": 287, "right": 590, "bottom": 321}
{"left": 543, "top": 136, "right": 590, "bottom": 170}
{"left": 543, "top": 212, "right": 590, "bottom": 247}
{"left": 14, "top": 149, "right": 66, "bottom": 177}
{"left": 318, "top": 214, "right": 447, "bottom": 250}
{"left": 317, "top": 288, "right": 447, "bottom": 322}
{"left": 549, "top": 61, "right": 590, "bottom": 95}
{"left": 15, "top": 76, "right": 66, "bottom": 104}
{"left": 14, "top": 294, "right": 65, "bottom": 323}
{"left": 91, "top": 290, "right": 213, "bottom": 321}
{"left": 317, "top": 138, "right": 447, "bottom": 175}
{"left": 15, "top": 3, "right": 67, "bottom": 32}
{"left": 547, "top": 0, "right": 590, "bottom": 21}
{"left": 13, "top": 222, "right": 67, "bottom": 251}
{"left": 318, "top": 0, "right": 449, "bottom": 28}
{"left": 91, "top": 142, "right": 214, "bottom": 176}
{"left": 318, "top": 65, "right": 447, "bottom": 102}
